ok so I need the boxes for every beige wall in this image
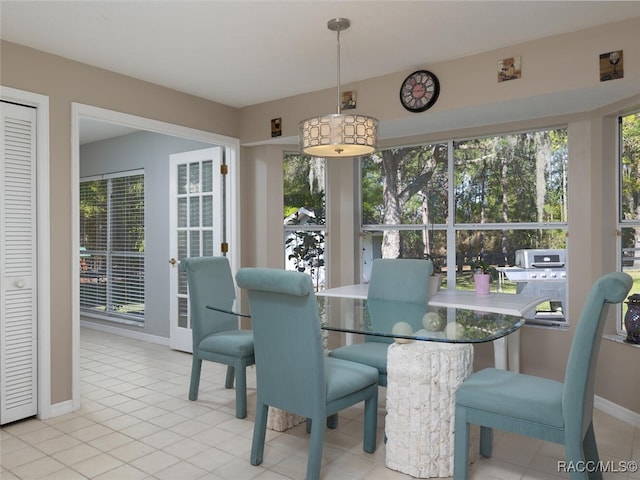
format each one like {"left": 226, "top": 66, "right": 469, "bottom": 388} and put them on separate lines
{"left": 2, "top": 16, "right": 640, "bottom": 414}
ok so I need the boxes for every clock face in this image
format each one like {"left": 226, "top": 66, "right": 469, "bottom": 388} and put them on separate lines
{"left": 400, "top": 70, "right": 440, "bottom": 113}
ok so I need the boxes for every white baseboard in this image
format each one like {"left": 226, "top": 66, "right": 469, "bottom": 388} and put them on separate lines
{"left": 595, "top": 395, "right": 640, "bottom": 428}
{"left": 42, "top": 399, "right": 78, "bottom": 420}
{"left": 80, "top": 320, "right": 170, "bottom": 346}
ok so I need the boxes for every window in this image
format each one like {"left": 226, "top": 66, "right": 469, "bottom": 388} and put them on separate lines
{"left": 361, "top": 129, "right": 568, "bottom": 322}
{"left": 80, "top": 171, "right": 145, "bottom": 324}
{"left": 283, "top": 153, "right": 326, "bottom": 291}
{"left": 618, "top": 111, "right": 640, "bottom": 335}
{"left": 361, "top": 143, "right": 448, "bottom": 280}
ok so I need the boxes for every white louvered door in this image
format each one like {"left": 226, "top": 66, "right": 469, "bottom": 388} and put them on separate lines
{"left": 0, "top": 101, "right": 38, "bottom": 424}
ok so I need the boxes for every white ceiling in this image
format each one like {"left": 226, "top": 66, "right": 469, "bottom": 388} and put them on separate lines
{"left": 2, "top": 1, "right": 640, "bottom": 144}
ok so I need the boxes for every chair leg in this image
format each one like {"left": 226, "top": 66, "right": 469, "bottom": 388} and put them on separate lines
{"left": 326, "top": 414, "right": 338, "bottom": 429}
{"left": 453, "top": 406, "right": 470, "bottom": 480}
{"left": 362, "top": 388, "right": 378, "bottom": 454}
{"left": 583, "top": 422, "right": 602, "bottom": 480}
{"left": 225, "top": 365, "right": 235, "bottom": 389}
{"left": 306, "top": 415, "right": 325, "bottom": 480}
{"left": 251, "top": 402, "right": 269, "bottom": 466}
{"left": 564, "top": 448, "right": 588, "bottom": 480}
{"left": 188, "top": 356, "right": 202, "bottom": 401}
{"left": 234, "top": 364, "right": 247, "bottom": 419}
{"left": 479, "top": 426, "right": 493, "bottom": 458}
{"left": 564, "top": 426, "right": 592, "bottom": 480}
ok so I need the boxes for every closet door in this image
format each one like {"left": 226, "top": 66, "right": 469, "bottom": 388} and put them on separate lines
{"left": 0, "top": 101, "right": 38, "bottom": 424}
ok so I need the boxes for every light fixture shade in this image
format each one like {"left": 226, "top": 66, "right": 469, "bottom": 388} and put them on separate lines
{"left": 299, "top": 113, "right": 378, "bottom": 157}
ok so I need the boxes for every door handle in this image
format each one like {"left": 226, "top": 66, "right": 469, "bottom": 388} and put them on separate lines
{"left": 169, "top": 258, "right": 178, "bottom": 266}
{"left": 15, "top": 279, "right": 25, "bottom": 288}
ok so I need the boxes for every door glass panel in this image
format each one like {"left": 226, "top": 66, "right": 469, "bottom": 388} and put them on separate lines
{"left": 202, "top": 196, "right": 213, "bottom": 227}
{"left": 203, "top": 231, "right": 213, "bottom": 255}
{"left": 190, "top": 231, "right": 200, "bottom": 256}
{"left": 178, "top": 297, "right": 188, "bottom": 328}
{"left": 178, "top": 231, "right": 187, "bottom": 258}
{"left": 202, "top": 160, "right": 213, "bottom": 192}
{"left": 178, "top": 198, "right": 187, "bottom": 228}
{"left": 189, "top": 197, "right": 200, "bottom": 227}
{"left": 178, "top": 164, "right": 187, "bottom": 195}
{"left": 189, "top": 162, "right": 200, "bottom": 193}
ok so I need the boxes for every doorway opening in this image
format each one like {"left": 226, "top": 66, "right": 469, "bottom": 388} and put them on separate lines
{"left": 72, "top": 104, "right": 240, "bottom": 410}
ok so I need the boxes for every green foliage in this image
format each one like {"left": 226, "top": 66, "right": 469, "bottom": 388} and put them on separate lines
{"left": 285, "top": 231, "right": 325, "bottom": 272}
{"left": 621, "top": 113, "right": 640, "bottom": 223}
{"left": 361, "top": 129, "right": 569, "bottom": 264}
{"left": 283, "top": 154, "right": 325, "bottom": 223}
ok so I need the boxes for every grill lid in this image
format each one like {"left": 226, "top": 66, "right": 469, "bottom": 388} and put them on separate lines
{"left": 515, "top": 249, "right": 566, "bottom": 269}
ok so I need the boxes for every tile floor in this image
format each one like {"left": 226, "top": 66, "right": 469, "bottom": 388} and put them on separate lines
{"left": 1, "top": 327, "right": 639, "bottom": 479}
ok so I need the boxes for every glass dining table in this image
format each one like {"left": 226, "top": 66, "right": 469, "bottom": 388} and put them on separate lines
{"left": 317, "top": 296, "right": 524, "bottom": 477}
{"left": 208, "top": 297, "right": 525, "bottom": 478}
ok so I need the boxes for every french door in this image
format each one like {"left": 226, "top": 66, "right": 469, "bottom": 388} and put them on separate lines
{"left": 169, "top": 147, "right": 228, "bottom": 352}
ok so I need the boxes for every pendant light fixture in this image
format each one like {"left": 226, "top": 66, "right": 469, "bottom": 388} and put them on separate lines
{"left": 299, "top": 18, "right": 378, "bottom": 158}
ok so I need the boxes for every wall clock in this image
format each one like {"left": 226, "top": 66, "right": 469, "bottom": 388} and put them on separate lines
{"left": 399, "top": 70, "right": 440, "bottom": 113}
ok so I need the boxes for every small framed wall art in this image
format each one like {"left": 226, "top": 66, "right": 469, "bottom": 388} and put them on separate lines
{"left": 341, "top": 90, "right": 357, "bottom": 110}
{"left": 271, "top": 118, "right": 282, "bottom": 138}
{"left": 600, "top": 50, "right": 623, "bottom": 81}
{"left": 498, "top": 56, "right": 521, "bottom": 82}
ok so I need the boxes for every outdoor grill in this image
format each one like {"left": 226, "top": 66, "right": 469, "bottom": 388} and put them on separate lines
{"left": 500, "top": 248, "right": 567, "bottom": 325}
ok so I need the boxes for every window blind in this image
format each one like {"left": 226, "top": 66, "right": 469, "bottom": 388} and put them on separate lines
{"left": 80, "top": 172, "right": 145, "bottom": 324}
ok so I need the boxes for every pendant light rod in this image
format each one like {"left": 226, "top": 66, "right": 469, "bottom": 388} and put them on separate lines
{"left": 328, "top": 18, "right": 350, "bottom": 115}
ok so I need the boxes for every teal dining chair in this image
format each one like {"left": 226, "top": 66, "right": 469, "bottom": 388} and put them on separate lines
{"left": 180, "top": 256, "right": 254, "bottom": 419}
{"left": 235, "top": 267, "right": 379, "bottom": 480}
{"left": 329, "top": 258, "right": 433, "bottom": 386}
{"left": 453, "top": 271, "right": 632, "bottom": 480}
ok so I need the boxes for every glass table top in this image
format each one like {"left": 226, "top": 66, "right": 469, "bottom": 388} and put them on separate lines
{"left": 316, "top": 296, "right": 524, "bottom": 344}
{"left": 207, "top": 296, "right": 525, "bottom": 344}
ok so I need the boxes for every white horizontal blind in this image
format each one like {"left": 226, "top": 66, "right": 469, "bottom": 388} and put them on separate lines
{"left": 80, "top": 172, "right": 145, "bottom": 323}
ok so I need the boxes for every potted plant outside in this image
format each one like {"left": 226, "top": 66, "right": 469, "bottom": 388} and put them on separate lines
{"left": 469, "top": 258, "right": 497, "bottom": 295}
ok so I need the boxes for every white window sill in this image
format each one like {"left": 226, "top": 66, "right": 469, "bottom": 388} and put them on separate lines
{"left": 604, "top": 333, "right": 640, "bottom": 348}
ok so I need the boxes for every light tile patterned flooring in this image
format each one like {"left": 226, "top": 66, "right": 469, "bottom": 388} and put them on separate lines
{"left": 1, "top": 328, "right": 639, "bottom": 479}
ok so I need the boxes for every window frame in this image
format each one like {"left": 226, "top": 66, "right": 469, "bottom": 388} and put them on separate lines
{"left": 617, "top": 110, "right": 640, "bottom": 336}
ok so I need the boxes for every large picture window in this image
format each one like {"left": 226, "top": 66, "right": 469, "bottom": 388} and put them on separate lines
{"left": 361, "top": 129, "right": 568, "bottom": 323}
{"left": 80, "top": 171, "right": 145, "bottom": 324}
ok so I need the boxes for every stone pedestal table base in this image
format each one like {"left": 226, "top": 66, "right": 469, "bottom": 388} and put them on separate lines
{"left": 266, "top": 407, "right": 305, "bottom": 432}
{"left": 385, "top": 341, "right": 473, "bottom": 478}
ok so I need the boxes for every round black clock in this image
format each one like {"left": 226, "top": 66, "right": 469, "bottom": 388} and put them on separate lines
{"left": 399, "top": 70, "right": 440, "bottom": 113}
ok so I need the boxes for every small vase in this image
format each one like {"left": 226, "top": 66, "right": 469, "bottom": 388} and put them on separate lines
{"left": 474, "top": 273, "right": 491, "bottom": 296}
{"left": 624, "top": 301, "right": 640, "bottom": 344}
